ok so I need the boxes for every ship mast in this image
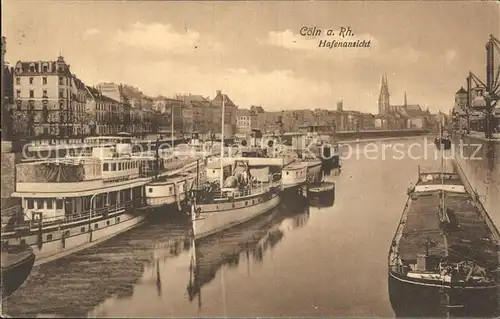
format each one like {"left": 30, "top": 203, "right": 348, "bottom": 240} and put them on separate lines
{"left": 440, "top": 120, "right": 445, "bottom": 215}
{"left": 154, "top": 137, "right": 160, "bottom": 181}
{"left": 220, "top": 93, "right": 225, "bottom": 188}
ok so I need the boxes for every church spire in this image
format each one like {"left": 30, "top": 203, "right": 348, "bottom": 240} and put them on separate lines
{"left": 378, "top": 74, "right": 390, "bottom": 115}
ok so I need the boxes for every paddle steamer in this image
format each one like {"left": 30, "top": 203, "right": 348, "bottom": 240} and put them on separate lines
{"left": 1, "top": 136, "right": 195, "bottom": 265}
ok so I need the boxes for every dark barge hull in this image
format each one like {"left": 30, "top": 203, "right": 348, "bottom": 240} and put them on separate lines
{"left": 388, "top": 271, "right": 500, "bottom": 317}
{"left": 306, "top": 183, "right": 335, "bottom": 207}
{"left": 434, "top": 138, "right": 451, "bottom": 150}
{"left": 1, "top": 246, "right": 36, "bottom": 298}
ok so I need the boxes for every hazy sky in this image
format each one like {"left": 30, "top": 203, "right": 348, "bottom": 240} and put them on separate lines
{"left": 3, "top": 1, "right": 499, "bottom": 113}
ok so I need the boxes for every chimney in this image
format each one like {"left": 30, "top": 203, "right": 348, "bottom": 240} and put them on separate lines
{"left": 216, "top": 90, "right": 221, "bottom": 96}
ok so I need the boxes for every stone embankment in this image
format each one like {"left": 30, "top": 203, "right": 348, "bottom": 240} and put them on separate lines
{"left": 453, "top": 134, "right": 500, "bottom": 228}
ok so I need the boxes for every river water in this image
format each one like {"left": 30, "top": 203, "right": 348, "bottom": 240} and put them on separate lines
{"left": 2, "top": 136, "right": 499, "bottom": 317}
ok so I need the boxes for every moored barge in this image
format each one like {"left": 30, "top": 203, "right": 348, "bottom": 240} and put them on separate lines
{"left": 388, "top": 163, "right": 500, "bottom": 317}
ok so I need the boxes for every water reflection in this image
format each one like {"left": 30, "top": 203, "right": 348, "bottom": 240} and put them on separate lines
{"left": 3, "top": 222, "right": 192, "bottom": 318}
{"left": 187, "top": 197, "right": 310, "bottom": 309}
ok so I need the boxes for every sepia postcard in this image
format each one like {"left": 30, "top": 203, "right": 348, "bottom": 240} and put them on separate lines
{"left": 1, "top": 0, "right": 499, "bottom": 317}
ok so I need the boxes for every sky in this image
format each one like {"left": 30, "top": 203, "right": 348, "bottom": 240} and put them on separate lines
{"left": 2, "top": 1, "right": 499, "bottom": 114}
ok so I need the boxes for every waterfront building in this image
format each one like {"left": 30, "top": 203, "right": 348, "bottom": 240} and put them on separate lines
{"left": 176, "top": 94, "right": 211, "bottom": 135}
{"left": 236, "top": 108, "right": 257, "bottom": 135}
{"left": 96, "top": 83, "right": 155, "bottom": 135}
{"left": 153, "top": 98, "right": 185, "bottom": 135}
{"left": 85, "top": 86, "right": 124, "bottom": 135}
{"left": 12, "top": 56, "right": 89, "bottom": 138}
{"left": 211, "top": 90, "right": 238, "bottom": 137}
{"left": 1, "top": 37, "right": 15, "bottom": 138}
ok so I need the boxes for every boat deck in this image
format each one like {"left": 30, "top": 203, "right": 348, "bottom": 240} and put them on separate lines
{"left": 398, "top": 191, "right": 499, "bottom": 268}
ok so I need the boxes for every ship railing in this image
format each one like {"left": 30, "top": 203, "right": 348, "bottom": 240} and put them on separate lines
{"left": 211, "top": 178, "right": 282, "bottom": 200}
{"left": 0, "top": 205, "right": 24, "bottom": 231}
{"left": 26, "top": 199, "right": 140, "bottom": 229}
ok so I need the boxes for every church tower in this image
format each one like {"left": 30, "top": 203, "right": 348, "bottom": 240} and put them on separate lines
{"left": 378, "top": 75, "right": 390, "bottom": 115}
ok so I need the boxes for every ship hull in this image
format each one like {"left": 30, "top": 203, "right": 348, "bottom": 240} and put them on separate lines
{"left": 388, "top": 163, "right": 500, "bottom": 317}
{"left": 193, "top": 191, "right": 281, "bottom": 239}
{"left": 1, "top": 246, "right": 36, "bottom": 298}
{"left": 307, "top": 182, "right": 335, "bottom": 207}
{"left": 3, "top": 211, "right": 145, "bottom": 266}
{"left": 434, "top": 138, "right": 451, "bottom": 150}
{"left": 388, "top": 271, "right": 500, "bottom": 317}
{"left": 305, "top": 162, "right": 323, "bottom": 183}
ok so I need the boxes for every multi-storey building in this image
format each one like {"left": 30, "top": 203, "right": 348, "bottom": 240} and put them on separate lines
{"left": 211, "top": 90, "right": 237, "bottom": 137}
{"left": 96, "top": 83, "right": 155, "bottom": 135}
{"left": 1, "top": 37, "right": 15, "bottom": 138}
{"left": 1, "top": 37, "right": 6, "bottom": 109}
{"left": 236, "top": 109, "right": 257, "bottom": 135}
{"left": 85, "top": 86, "right": 123, "bottom": 135}
{"left": 13, "top": 56, "right": 88, "bottom": 137}
{"left": 176, "top": 94, "right": 211, "bottom": 134}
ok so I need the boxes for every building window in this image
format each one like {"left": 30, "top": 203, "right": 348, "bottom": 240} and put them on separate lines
{"left": 16, "top": 90, "right": 21, "bottom": 97}
{"left": 29, "top": 66, "right": 35, "bottom": 72}
{"left": 59, "top": 77, "right": 64, "bottom": 85}
{"left": 56, "top": 199, "right": 63, "bottom": 209}
{"left": 29, "top": 90, "right": 34, "bottom": 98}
{"left": 111, "top": 163, "right": 116, "bottom": 171}
{"left": 29, "top": 77, "right": 34, "bottom": 85}
{"left": 42, "top": 77, "right": 47, "bottom": 85}
{"left": 47, "top": 234, "right": 53, "bottom": 241}
{"left": 59, "top": 101, "right": 64, "bottom": 109}
{"left": 43, "top": 90, "right": 48, "bottom": 98}
{"left": 43, "top": 65, "right": 48, "bottom": 72}
{"left": 16, "top": 78, "right": 20, "bottom": 85}
{"left": 59, "top": 90, "right": 64, "bottom": 98}
{"left": 81, "top": 227, "right": 86, "bottom": 233}
{"left": 103, "top": 163, "right": 109, "bottom": 171}
{"left": 46, "top": 199, "right": 53, "bottom": 209}
{"left": 27, "top": 199, "right": 34, "bottom": 209}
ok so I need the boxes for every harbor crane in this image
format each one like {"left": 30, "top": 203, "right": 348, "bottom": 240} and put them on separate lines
{"left": 465, "top": 35, "right": 500, "bottom": 138}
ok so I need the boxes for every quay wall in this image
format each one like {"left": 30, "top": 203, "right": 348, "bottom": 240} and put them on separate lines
{"left": 334, "top": 129, "right": 429, "bottom": 141}
{"left": 1, "top": 141, "right": 21, "bottom": 210}
{"left": 453, "top": 135, "right": 500, "bottom": 228}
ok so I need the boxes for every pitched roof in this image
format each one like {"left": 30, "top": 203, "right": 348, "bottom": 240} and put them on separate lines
{"left": 177, "top": 94, "right": 209, "bottom": 103}
{"left": 250, "top": 105, "right": 265, "bottom": 113}
{"left": 85, "top": 86, "right": 120, "bottom": 103}
{"left": 237, "top": 109, "right": 252, "bottom": 116}
{"left": 212, "top": 91, "right": 236, "bottom": 107}
{"left": 391, "top": 104, "right": 429, "bottom": 118}
{"left": 456, "top": 87, "right": 467, "bottom": 94}
{"left": 73, "top": 76, "right": 87, "bottom": 90}
{"left": 14, "top": 58, "right": 72, "bottom": 76}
